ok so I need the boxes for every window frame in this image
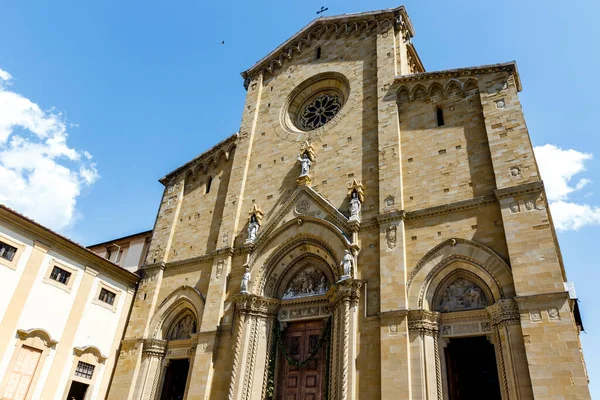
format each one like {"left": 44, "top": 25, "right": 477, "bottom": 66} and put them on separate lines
{"left": 0, "top": 235, "right": 25, "bottom": 271}
{"left": 92, "top": 280, "right": 121, "bottom": 312}
{"left": 42, "top": 259, "right": 78, "bottom": 293}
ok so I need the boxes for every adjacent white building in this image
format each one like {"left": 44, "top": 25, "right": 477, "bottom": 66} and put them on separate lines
{"left": 0, "top": 205, "right": 139, "bottom": 400}
{"left": 88, "top": 230, "right": 152, "bottom": 273}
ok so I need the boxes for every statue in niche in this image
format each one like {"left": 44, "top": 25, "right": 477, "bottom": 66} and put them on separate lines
{"left": 349, "top": 189, "right": 362, "bottom": 220}
{"left": 340, "top": 250, "right": 354, "bottom": 280}
{"left": 247, "top": 214, "right": 259, "bottom": 242}
{"left": 298, "top": 152, "right": 312, "bottom": 177}
{"left": 282, "top": 266, "right": 329, "bottom": 300}
{"left": 169, "top": 314, "right": 196, "bottom": 340}
{"left": 438, "top": 277, "right": 488, "bottom": 313}
{"left": 240, "top": 267, "right": 251, "bottom": 294}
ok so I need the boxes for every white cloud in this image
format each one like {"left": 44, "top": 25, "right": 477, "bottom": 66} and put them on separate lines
{"left": 0, "top": 68, "right": 99, "bottom": 231}
{"left": 534, "top": 144, "right": 598, "bottom": 231}
{"left": 0, "top": 68, "right": 12, "bottom": 82}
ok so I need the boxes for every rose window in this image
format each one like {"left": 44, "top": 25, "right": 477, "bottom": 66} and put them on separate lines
{"left": 280, "top": 73, "right": 350, "bottom": 136}
{"left": 298, "top": 93, "right": 342, "bottom": 131}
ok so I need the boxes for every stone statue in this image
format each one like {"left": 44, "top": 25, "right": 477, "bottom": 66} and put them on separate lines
{"left": 298, "top": 153, "right": 312, "bottom": 176}
{"left": 247, "top": 214, "right": 259, "bottom": 242}
{"left": 240, "top": 267, "right": 251, "bottom": 294}
{"left": 340, "top": 250, "right": 354, "bottom": 280}
{"left": 349, "top": 190, "right": 361, "bottom": 220}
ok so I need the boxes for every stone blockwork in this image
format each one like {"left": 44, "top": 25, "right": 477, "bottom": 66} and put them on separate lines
{"left": 107, "top": 5, "right": 590, "bottom": 400}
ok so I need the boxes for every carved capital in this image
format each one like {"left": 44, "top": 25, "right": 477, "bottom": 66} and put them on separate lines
{"left": 408, "top": 309, "right": 441, "bottom": 335}
{"left": 327, "top": 279, "right": 363, "bottom": 306}
{"left": 142, "top": 339, "right": 167, "bottom": 358}
{"left": 487, "top": 299, "right": 520, "bottom": 327}
{"left": 233, "top": 294, "right": 280, "bottom": 318}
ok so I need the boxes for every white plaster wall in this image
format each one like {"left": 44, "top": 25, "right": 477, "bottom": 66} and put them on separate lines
{"left": 17, "top": 252, "right": 84, "bottom": 341}
{"left": 0, "top": 251, "right": 83, "bottom": 380}
{"left": 122, "top": 239, "right": 146, "bottom": 272}
{"left": 74, "top": 275, "right": 128, "bottom": 355}
{"left": 0, "top": 226, "right": 34, "bottom": 322}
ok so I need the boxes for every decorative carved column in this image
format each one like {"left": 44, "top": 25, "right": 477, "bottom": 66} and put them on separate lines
{"left": 327, "top": 279, "right": 363, "bottom": 400}
{"left": 228, "top": 294, "right": 280, "bottom": 400}
{"left": 140, "top": 339, "right": 167, "bottom": 400}
{"left": 487, "top": 299, "right": 532, "bottom": 400}
{"left": 408, "top": 310, "right": 441, "bottom": 400}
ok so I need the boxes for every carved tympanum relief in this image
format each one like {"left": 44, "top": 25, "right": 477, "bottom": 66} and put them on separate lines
{"left": 168, "top": 314, "right": 196, "bottom": 340}
{"left": 282, "top": 266, "right": 330, "bottom": 300}
{"left": 437, "top": 277, "right": 488, "bottom": 313}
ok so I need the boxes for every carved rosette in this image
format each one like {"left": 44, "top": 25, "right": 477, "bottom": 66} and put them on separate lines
{"left": 142, "top": 339, "right": 167, "bottom": 358}
{"left": 233, "top": 294, "right": 281, "bottom": 318}
{"left": 327, "top": 279, "right": 363, "bottom": 306}
{"left": 486, "top": 299, "right": 520, "bottom": 327}
{"left": 408, "top": 310, "right": 441, "bottom": 336}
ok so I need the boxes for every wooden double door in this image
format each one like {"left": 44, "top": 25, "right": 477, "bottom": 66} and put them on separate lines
{"left": 277, "top": 320, "right": 325, "bottom": 400}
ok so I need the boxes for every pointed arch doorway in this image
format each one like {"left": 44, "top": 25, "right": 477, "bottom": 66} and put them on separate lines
{"left": 277, "top": 319, "right": 328, "bottom": 400}
{"left": 272, "top": 262, "right": 332, "bottom": 400}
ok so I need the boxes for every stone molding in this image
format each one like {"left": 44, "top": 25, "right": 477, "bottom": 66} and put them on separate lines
{"left": 395, "top": 61, "right": 522, "bottom": 92}
{"left": 494, "top": 181, "right": 544, "bottom": 200}
{"left": 486, "top": 299, "right": 520, "bottom": 327}
{"left": 73, "top": 345, "right": 108, "bottom": 363}
{"left": 408, "top": 310, "right": 440, "bottom": 335}
{"left": 241, "top": 6, "right": 414, "bottom": 85}
{"left": 376, "top": 210, "right": 406, "bottom": 225}
{"left": 233, "top": 294, "right": 281, "bottom": 318}
{"left": 406, "top": 194, "right": 497, "bottom": 221}
{"left": 253, "top": 185, "right": 353, "bottom": 249}
{"left": 159, "top": 133, "right": 238, "bottom": 185}
{"left": 408, "top": 237, "right": 511, "bottom": 291}
{"left": 16, "top": 328, "right": 58, "bottom": 348}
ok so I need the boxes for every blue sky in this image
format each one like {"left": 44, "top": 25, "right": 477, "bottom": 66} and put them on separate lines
{"left": 0, "top": 0, "right": 598, "bottom": 395}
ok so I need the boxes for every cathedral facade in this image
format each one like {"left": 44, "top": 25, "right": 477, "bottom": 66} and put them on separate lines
{"left": 108, "top": 6, "right": 590, "bottom": 400}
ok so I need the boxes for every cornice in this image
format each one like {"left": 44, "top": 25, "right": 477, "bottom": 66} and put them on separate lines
{"left": 494, "top": 181, "right": 544, "bottom": 200}
{"left": 159, "top": 133, "right": 238, "bottom": 185}
{"left": 405, "top": 194, "right": 497, "bottom": 221}
{"left": 241, "top": 6, "right": 415, "bottom": 86}
{"left": 374, "top": 194, "right": 498, "bottom": 225}
{"left": 0, "top": 205, "right": 139, "bottom": 286}
{"left": 376, "top": 210, "right": 406, "bottom": 225}
{"left": 395, "top": 61, "right": 522, "bottom": 92}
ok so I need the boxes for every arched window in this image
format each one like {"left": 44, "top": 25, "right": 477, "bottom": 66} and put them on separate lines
{"left": 316, "top": 47, "right": 322, "bottom": 60}
{"left": 205, "top": 176, "right": 212, "bottom": 194}
{"left": 437, "top": 107, "right": 445, "bottom": 127}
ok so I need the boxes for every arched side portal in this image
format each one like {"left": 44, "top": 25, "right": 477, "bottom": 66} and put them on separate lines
{"left": 229, "top": 216, "right": 362, "bottom": 400}
{"left": 406, "top": 239, "right": 532, "bottom": 400}
{"left": 135, "top": 285, "right": 205, "bottom": 400}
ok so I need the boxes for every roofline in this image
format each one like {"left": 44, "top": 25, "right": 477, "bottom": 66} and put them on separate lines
{"left": 241, "top": 5, "right": 414, "bottom": 84}
{"left": 0, "top": 204, "right": 139, "bottom": 285}
{"left": 86, "top": 229, "right": 153, "bottom": 249}
{"left": 159, "top": 132, "right": 238, "bottom": 185}
{"left": 394, "top": 61, "right": 522, "bottom": 91}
